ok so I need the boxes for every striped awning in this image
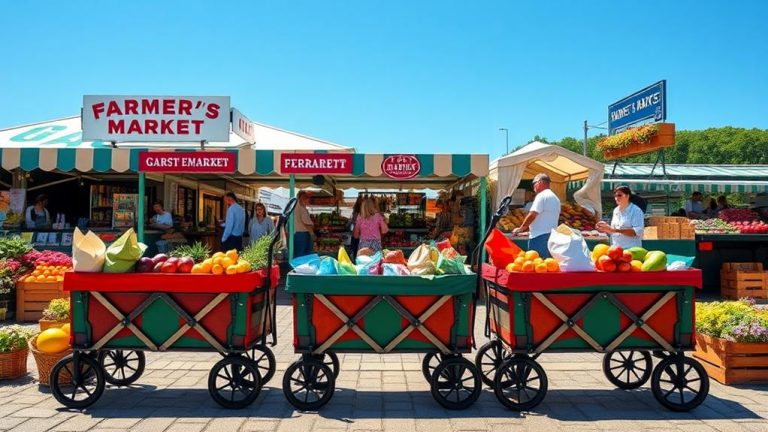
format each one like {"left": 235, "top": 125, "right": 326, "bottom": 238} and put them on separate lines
{"left": 601, "top": 180, "right": 768, "bottom": 194}
{"left": 0, "top": 148, "right": 487, "bottom": 178}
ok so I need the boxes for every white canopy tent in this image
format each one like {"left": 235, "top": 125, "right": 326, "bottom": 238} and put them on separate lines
{"left": 489, "top": 141, "right": 604, "bottom": 218}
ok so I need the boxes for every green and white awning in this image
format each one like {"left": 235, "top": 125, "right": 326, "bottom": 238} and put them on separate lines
{"left": 601, "top": 180, "right": 768, "bottom": 194}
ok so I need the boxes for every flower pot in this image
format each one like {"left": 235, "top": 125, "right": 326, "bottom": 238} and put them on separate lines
{"left": 39, "top": 320, "right": 67, "bottom": 332}
{"left": 693, "top": 333, "right": 768, "bottom": 385}
{"left": 603, "top": 123, "right": 676, "bottom": 161}
{"left": 0, "top": 348, "right": 29, "bottom": 380}
{"left": 29, "top": 336, "right": 72, "bottom": 386}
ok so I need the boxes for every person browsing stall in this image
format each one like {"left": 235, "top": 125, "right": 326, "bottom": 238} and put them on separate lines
{"left": 512, "top": 173, "right": 560, "bottom": 259}
{"left": 353, "top": 197, "right": 389, "bottom": 254}
{"left": 149, "top": 201, "right": 173, "bottom": 230}
{"left": 248, "top": 203, "right": 274, "bottom": 245}
{"left": 220, "top": 192, "right": 245, "bottom": 251}
{"left": 25, "top": 194, "right": 51, "bottom": 229}
{"left": 684, "top": 192, "right": 705, "bottom": 219}
{"left": 597, "top": 185, "right": 644, "bottom": 249}
{"left": 293, "top": 191, "right": 315, "bottom": 257}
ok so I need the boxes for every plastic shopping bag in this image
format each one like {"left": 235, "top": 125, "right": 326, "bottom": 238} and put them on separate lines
{"left": 103, "top": 229, "right": 147, "bottom": 273}
{"left": 318, "top": 257, "right": 339, "bottom": 275}
{"left": 407, "top": 244, "right": 437, "bottom": 275}
{"left": 547, "top": 224, "right": 594, "bottom": 272}
{"left": 484, "top": 228, "right": 523, "bottom": 268}
{"left": 356, "top": 252, "right": 382, "bottom": 275}
{"left": 290, "top": 254, "right": 321, "bottom": 274}
{"left": 436, "top": 247, "right": 469, "bottom": 275}
{"left": 72, "top": 228, "right": 107, "bottom": 272}
{"left": 383, "top": 263, "right": 411, "bottom": 276}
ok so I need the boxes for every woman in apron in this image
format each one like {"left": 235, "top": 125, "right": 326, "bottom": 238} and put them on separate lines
{"left": 25, "top": 194, "right": 51, "bottom": 229}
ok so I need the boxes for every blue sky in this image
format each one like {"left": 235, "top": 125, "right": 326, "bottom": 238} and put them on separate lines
{"left": 1, "top": 0, "right": 766, "bottom": 159}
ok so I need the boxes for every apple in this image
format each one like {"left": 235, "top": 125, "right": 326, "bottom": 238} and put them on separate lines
{"left": 607, "top": 245, "right": 624, "bottom": 262}
{"left": 618, "top": 262, "right": 631, "bottom": 273}
{"left": 620, "top": 251, "right": 633, "bottom": 263}
{"left": 153, "top": 262, "right": 164, "bottom": 273}
{"left": 177, "top": 257, "right": 194, "bottom": 273}
{"left": 166, "top": 257, "right": 179, "bottom": 265}
{"left": 137, "top": 257, "right": 154, "bottom": 273}
{"left": 161, "top": 261, "right": 178, "bottom": 273}
{"left": 152, "top": 254, "right": 169, "bottom": 265}
{"left": 598, "top": 255, "right": 616, "bottom": 272}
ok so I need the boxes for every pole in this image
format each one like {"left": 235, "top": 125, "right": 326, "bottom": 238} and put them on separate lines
{"left": 288, "top": 174, "right": 295, "bottom": 260}
{"left": 479, "top": 176, "right": 488, "bottom": 265}
{"left": 137, "top": 172, "right": 145, "bottom": 243}
{"left": 499, "top": 128, "right": 509, "bottom": 155}
{"left": 583, "top": 120, "right": 588, "bottom": 156}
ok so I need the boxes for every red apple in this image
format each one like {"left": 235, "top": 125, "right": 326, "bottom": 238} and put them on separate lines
{"left": 618, "top": 262, "right": 631, "bottom": 273}
{"left": 607, "top": 245, "right": 624, "bottom": 262}
{"left": 152, "top": 254, "right": 169, "bottom": 265}
{"left": 153, "top": 262, "right": 164, "bottom": 273}
{"left": 161, "top": 261, "right": 178, "bottom": 273}
{"left": 598, "top": 255, "right": 616, "bottom": 272}
{"left": 620, "top": 250, "right": 633, "bottom": 263}
{"left": 177, "top": 257, "right": 194, "bottom": 273}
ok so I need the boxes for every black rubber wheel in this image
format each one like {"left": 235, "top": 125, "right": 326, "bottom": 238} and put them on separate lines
{"left": 602, "top": 350, "right": 652, "bottom": 390}
{"left": 493, "top": 357, "right": 548, "bottom": 411}
{"left": 50, "top": 354, "right": 106, "bottom": 409}
{"left": 430, "top": 357, "right": 482, "bottom": 410}
{"left": 246, "top": 345, "right": 276, "bottom": 384}
{"left": 422, "top": 352, "right": 448, "bottom": 381}
{"left": 283, "top": 358, "right": 335, "bottom": 411}
{"left": 321, "top": 352, "right": 340, "bottom": 378}
{"left": 474, "top": 340, "right": 510, "bottom": 387}
{"left": 99, "top": 350, "right": 145, "bottom": 386}
{"left": 208, "top": 356, "right": 262, "bottom": 409}
{"left": 651, "top": 355, "right": 709, "bottom": 412}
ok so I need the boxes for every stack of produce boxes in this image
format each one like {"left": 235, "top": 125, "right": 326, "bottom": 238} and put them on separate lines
{"left": 720, "top": 262, "right": 768, "bottom": 300}
{"left": 646, "top": 216, "right": 694, "bottom": 240}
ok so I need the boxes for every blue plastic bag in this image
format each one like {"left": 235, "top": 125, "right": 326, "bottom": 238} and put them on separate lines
{"left": 318, "top": 257, "right": 339, "bottom": 275}
{"left": 290, "top": 253, "right": 321, "bottom": 274}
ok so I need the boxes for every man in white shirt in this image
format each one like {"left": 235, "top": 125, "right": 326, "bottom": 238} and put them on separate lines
{"left": 512, "top": 173, "right": 561, "bottom": 258}
{"left": 150, "top": 201, "right": 173, "bottom": 230}
{"left": 684, "top": 192, "right": 705, "bottom": 219}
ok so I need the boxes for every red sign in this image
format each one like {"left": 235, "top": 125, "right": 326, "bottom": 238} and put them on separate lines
{"left": 138, "top": 152, "right": 235, "bottom": 173}
{"left": 382, "top": 154, "right": 420, "bottom": 179}
{"left": 280, "top": 153, "right": 353, "bottom": 174}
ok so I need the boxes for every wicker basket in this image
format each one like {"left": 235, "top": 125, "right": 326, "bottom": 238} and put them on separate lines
{"left": 39, "top": 320, "right": 67, "bottom": 332}
{"left": 29, "top": 336, "right": 72, "bottom": 386}
{"left": 0, "top": 348, "right": 29, "bottom": 380}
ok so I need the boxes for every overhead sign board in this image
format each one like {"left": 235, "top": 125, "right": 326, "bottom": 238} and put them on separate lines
{"left": 608, "top": 81, "right": 666, "bottom": 135}
{"left": 381, "top": 154, "right": 420, "bottom": 179}
{"left": 231, "top": 108, "right": 255, "bottom": 144}
{"left": 138, "top": 151, "right": 235, "bottom": 173}
{"left": 280, "top": 153, "right": 353, "bottom": 175}
{"left": 82, "top": 95, "right": 231, "bottom": 142}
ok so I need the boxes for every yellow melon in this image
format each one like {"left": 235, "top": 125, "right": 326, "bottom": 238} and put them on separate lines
{"left": 36, "top": 328, "right": 70, "bottom": 354}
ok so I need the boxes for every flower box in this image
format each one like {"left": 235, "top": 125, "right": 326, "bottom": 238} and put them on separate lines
{"left": 15, "top": 281, "right": 64, "bottom": 322}
{"left": 602, "top": 123, "right": 676, "bottom": 161}
{"left": 693, "top": 333, "right": 768, "bottom": 385}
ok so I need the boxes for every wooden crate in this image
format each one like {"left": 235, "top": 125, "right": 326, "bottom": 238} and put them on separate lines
{"left": 15, "top": 281, "right": 64, "bottom": 322}
{"left": 723, "top": 262, "right": 763, "bottom": 272}
{"left": 720, "top": 270, "right": 768, "bottom": 300}
{"left": 694, "top": 333, "right": 768, "bottom": 385}
{"left": 643, "top": 226, "right": 658, "bottom": 240}
{"left": 660, "top": 223, "right": 680, "bottom": 239}
{"left": 680, "top": 225, "right": 696, "bottom": 240}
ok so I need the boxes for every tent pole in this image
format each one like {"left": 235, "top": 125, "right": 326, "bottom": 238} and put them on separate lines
{"left": 138, "top": 173, "right": 145, "bottom": 243}
{"left": 289, "top": 174, "right": 295, "bottom": 260}
{"left": 479, "top": 176, "right": 487, "bottom": 264}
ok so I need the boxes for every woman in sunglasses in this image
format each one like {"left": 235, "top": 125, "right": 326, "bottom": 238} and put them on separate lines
{"left": 596, "top": 185, "right": 644, "bottom": 249}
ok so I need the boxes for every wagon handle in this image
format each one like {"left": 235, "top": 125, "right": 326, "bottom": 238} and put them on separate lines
{"left": 261, "top": 197, "right": 297, "bottom": 346}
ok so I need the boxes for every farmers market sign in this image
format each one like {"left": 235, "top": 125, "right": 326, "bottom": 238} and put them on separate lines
{"left": 280, "top": 153, "right": 353, "bottom": 175}
{"left": 82, "top": 95, "right": 231, "bottom": 142}
{"left": 138, "top": 151, "right": 235, "bottom": 173}
{"left": 608, "top": 81, "right": 666, "bottom": 135}
{"left": 382, "top": 154, "right": 420, "bottom": 179}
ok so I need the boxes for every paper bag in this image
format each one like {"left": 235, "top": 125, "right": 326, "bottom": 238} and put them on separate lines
{"left": 547, "top": 224, "right": 594, "bottom": 272}
{"left": 103, "top": 229, "right": 147, "bottom": 273}
{"left": 72, "top": 228, "right": 107, "bottom": 272}
{"left": 407, "top": 244, "right": 437, "bottom": 275}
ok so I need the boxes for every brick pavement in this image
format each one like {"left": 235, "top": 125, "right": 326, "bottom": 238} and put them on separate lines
{"left": 1, "top": 302, "right": 767, "bottom": 432}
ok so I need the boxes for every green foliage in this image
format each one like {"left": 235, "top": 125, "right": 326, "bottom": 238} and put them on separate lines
{"left": 240, "top": 235, "right": 273, "bottom": 270}
{"left": 0, "top": 236, "right": 32, "bottom": 260}
{"left": 0, "top": 325, "right": 35, "bottom": 353}
{"left": 597, "top": 124, "right": 659, "bottom": 151}
{"left": 169, "top": 241, "right": 211, "bottom": 263}
{"left": 41, "top": 298, "right": 70, "bottom": 322}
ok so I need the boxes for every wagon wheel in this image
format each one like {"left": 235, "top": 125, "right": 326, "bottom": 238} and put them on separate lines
{"left": 493, "top": 357, "right": 548, "bottom": 411}
{"left": 314, "top": 352, "right": 340, "bottom": 378}
{"left": 602, "top": 350, "right": 652, "bottom": 390}
{"left": 50, "top": 354, "right": 106, "bottom": 409}
{"left": 283, "top": 357, "right": 335, "bottom": 411}
{"left": 474, "top": 340, "right": 511, "bottom": 387}
{"left": 98, "top": 350, "right": 145, "bottom": 386}
{"left": 430, "top": 357, "right": 482, "bottom": 410}
{"left": 246, "top": 345, "right": 276, "bottom": 384}
{"left": 208, "top": 356, "right": 262, "bottom": 409}
{"left": 651, "top": 355, "right": 709, "bottom": 412}
{"left": 422, "top": 352, "right": 459, "bottom": 381}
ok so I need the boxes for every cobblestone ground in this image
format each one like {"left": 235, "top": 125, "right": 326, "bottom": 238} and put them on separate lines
{"left": 2, "top": 301, "right": 767, "bottom": 432}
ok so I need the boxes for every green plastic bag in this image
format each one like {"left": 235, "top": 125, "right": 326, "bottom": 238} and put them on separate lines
{"left": 103, "top": 229, "right": 147, "bottom": 273}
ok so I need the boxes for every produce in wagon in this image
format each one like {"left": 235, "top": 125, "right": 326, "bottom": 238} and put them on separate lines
{"left": 547, "top": 224, "right": 593, "bottom": 272}
{"left": 406, "top": 244, "right": 438, "bottom": 275}
{"left": 72, "top": 228, "right": 106, "bottom": 272}
{"left": 103, "top": 229, "right": 147, "bottom": 273}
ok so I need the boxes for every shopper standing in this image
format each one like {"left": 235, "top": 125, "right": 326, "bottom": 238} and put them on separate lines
{"left": 293, "top": 191, "right": 315, "bottom": 257}
{"left": 353, "top": 197, "right": 389, "bottom": 254}
{"left": 221, "top": 192, "right": 245, "bottom": 251}
{"left": 512, "top": 173, "right": 561, "bottom": 259}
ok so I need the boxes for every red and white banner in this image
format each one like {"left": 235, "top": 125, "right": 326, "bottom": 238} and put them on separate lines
{"left": 231, "top": 108, "right": 255, "bottom": 144}
{"left": 82, "top": 95, "right": 231, "bottom": 142}
{"left": 138, "top": 151, "right": 235, "bottom": 173}
{"left": 280, "top": 153, "right": 353, "bottom": 175}
{"left": 382, "top": 154, "right": 420, "bottom": 179}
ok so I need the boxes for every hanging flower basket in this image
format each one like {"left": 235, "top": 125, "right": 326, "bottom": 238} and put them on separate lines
{"left": 599, "top": 123, "right": 675, "bottom": 161}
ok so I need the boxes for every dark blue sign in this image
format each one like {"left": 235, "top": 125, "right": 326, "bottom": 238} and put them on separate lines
{"left": 608, "top": 80, "right": 666, "bottom": 135}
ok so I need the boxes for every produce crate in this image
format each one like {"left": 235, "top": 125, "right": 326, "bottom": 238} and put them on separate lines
{"left": 723, "top": 262, "right": 763, "bottom": 272}
{"left": 680, "top": 225, "right": 696, "bottom": 240}
{"left": 643, "top": 226, "right": 658, "bottom": 240}
{"left": 720, "top": 262, "right": 768, "bottom": 300}
{"left": 15, "top": 281, "right": 64, "bottom": 322}
{"left": 694, "top": 333, "right": 768, "bottom": 385}
{"left": 661, "top": 223, "right": 681, "bottom": 239}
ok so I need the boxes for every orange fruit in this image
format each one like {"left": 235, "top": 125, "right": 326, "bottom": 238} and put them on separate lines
{"left": 522, "top": 261, "right": 535, "bottom": 273}
{"left": 510, "top": 262, "right": 522, "bottom": 272}
{"left": 213, "top": 257, "right": 224, "bottom": 267}
{"left": 220, "top": 257, "right": 235, "bottom": 269}
{"left": 517, "top": 251, "right": 526, "bottom": 259}
{"left": 191, "top": 264, "right": 203, "bottom": 274}
{"left": 535, "top": 263, "right": 548, "bottom": 273}
{"left": 56, "top": 276, "right": 64, "bottom": 282}
{"left": 514, "top": 256, "right": 525, "bottom": 265}
{"left": 630, "top": 260, "right": 643, "bottom": 272}
{"left": 200, "top": 261, "right": 213, "bottom": 273}
{"left": 545, "top": 258, "right": 559, "bottom": 272}
{"left": 226, "top": 250, "right": 239, "bottom": 262}
{"left": 36, "top": 275, "right": 46, "bottom": 282}
{"left": 211, "top": 264, "right": 224, "bottom": 275}
{"left": 32, "top": 270, "right": 41, "bottom": 276}
{"left": 505, "top": 263, "right": 516, "bottom": 272}
{"left": 24, "top": 276, "right": 35, "bottom": 283}
{"left": 225, "top": 265, "right": 238, "bottom": 275}
{"left": 533, "top": 258, "right": 543, "bottom": 266}
{"left": 46, "top": 276, "right": 57, "bottom": 282}
{"left": 524, "top": 250, "right": 539, "bottom": 261}
{"left": 212, "top": 252, "right": 225, "bottom": 259}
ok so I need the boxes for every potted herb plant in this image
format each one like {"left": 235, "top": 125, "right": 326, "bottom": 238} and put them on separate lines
{"left": 39, "top": 298, "right": 70, "bottom": 332}
{"left": 0, "top": 325, "right": 35, "bottom": 380}
{"left": 694, "top": 299, "right": 768, "bottom": 384}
